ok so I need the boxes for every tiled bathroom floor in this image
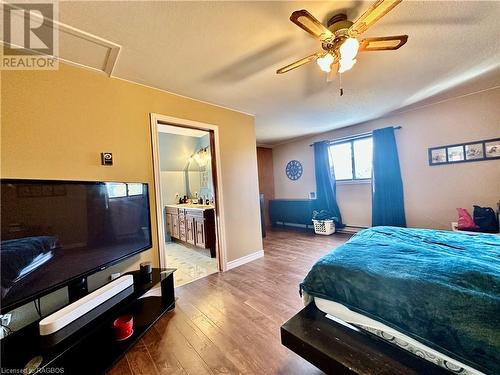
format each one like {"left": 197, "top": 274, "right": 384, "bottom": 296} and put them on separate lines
{"left": 165, "top": 241, "right": 218, "bottom": 287}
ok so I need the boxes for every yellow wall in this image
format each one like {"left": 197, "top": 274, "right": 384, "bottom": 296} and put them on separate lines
{"left": 273, "top": 88, "right": 500, "bottom": 230}
{"left": 1, "top": 63, "right": 263, "bottom": 272}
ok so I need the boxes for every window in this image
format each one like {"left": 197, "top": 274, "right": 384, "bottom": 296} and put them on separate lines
{"left": 106, "top": 183, "right": 144, "bottom": 198}
{"left": 329, "top": 137, "right": 373, "bottom": 181}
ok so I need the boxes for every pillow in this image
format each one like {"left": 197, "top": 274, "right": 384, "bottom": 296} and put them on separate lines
{"left": 456, "top": 208, "right": 478, "bottom": 231}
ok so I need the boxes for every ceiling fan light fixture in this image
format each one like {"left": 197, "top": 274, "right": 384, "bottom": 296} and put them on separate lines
{"left": 339, "top": 37, "right": 360, "bottom": 61}
{"left": 316, "top": 53, "right": 335, "bottom": 72}
{"left": 339, "top": 58, "right": 357, "bottom": 73}
{"left": 277, "top": 1, "right": 407, "bottom": 78}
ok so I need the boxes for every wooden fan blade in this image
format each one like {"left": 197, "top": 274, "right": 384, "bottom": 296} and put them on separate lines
{"left": 349, "top": 0, "right": 402, "bottom": 36}
{"left": 360, "top": 35, "right": 408, "bottom": 51}
{"left": 276, "top": 52, "right": 323, "bottom": 74}
{"left": 327, "top": 62, "right": 339, "bottom": 82}
{"left": 290, "top": 10, "right": 334, "bottom": 42}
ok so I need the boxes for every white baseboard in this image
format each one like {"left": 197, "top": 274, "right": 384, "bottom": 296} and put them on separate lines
{"left": 226, "top": 250, "right": 264, "bottom": 270}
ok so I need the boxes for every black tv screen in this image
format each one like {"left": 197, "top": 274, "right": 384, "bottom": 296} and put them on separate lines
{"left": 1, "top": 179, "right": 152, "bottom": 311}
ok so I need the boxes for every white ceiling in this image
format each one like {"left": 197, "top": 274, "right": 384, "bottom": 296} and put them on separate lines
{"left": 58, "top": 1, "right": 500, "bottom": 145}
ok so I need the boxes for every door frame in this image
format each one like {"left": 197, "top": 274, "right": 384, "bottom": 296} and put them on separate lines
{"left": 149, "top": 113, "right": 228, "bottom": 271}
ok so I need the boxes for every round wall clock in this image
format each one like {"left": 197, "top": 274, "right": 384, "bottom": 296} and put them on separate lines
{"left": 285, "top": 160, "right": 303, "bottom": 181}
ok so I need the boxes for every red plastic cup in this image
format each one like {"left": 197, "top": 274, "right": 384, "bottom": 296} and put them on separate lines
{"left": 113, "top": 315, "right": 133, "bottom": 341}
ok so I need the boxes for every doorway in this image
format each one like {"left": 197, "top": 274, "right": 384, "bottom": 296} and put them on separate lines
{"left": 150, "top": 114, "right": 226, "bottom": 286}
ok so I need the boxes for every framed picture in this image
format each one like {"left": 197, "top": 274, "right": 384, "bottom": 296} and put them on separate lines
{"left": 429, "top": 148, "right": 447, "bottom": 164}
{"left": 447, "top": 146, "right": 464, "bottom": 162}
{"left": 485, "top": 140, "right": 500, "bottom": 158}
{"left": 429, "top": 137, "right": 500, "bottom": 166}
{"left": 465, "top": 143, "right": 484, "bottom": 160}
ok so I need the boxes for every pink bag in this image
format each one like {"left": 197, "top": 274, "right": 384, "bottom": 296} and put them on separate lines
{"left": 456, "top": 208, "right": 479, "bottom": 231}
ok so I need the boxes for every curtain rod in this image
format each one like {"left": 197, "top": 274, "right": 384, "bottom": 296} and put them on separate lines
{"left": 309, "top": 126, "right": 402, "bottom": 147}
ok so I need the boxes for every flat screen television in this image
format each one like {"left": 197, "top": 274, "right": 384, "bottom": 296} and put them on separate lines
{"left": 0, "top": 179, "right": 152, "bottom": 312}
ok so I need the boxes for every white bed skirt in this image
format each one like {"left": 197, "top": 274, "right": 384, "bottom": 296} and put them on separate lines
{"left": 303, "top": 292, "right": 484, "bottom": 375}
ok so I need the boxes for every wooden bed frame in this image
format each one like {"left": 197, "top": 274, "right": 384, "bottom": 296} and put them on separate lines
{"left": 281, "top": 303, "right": 452, "bottom": 375}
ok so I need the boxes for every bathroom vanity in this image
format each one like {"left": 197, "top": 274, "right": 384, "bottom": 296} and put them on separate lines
{"left": 165, "top": 204, "right": 216, "bottom": 258}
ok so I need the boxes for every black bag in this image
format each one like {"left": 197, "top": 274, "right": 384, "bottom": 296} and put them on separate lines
{"left": 473, "top": 206, "right": 499, "bottom": 233}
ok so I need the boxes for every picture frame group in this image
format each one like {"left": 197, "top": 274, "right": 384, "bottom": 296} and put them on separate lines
{"left": 428, "top": 137, "right": 500, "bottom": 166}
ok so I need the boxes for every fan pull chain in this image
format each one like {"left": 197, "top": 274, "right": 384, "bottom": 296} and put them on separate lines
{"left": 339, "top": 73, "right": 343, "bottom": 96}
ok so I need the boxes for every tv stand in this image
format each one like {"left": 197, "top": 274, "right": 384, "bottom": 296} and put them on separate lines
{"left": 1, "top": 268, "right": 175, "bottom": 374}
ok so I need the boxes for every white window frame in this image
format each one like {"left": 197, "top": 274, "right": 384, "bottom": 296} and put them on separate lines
{"left": 329, "top": 136, "right": 373, "bottom": 183}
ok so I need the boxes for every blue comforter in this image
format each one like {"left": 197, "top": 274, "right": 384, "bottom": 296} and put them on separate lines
{"left": 300, "top": 227, "right": 500, "bottom": 374}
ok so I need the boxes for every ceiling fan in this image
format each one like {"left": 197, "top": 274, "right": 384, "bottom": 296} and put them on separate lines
{"left": 276, "top": 0, "right": 408, "bottom": 82}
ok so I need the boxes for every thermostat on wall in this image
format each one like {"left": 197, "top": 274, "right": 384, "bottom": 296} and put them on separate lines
{"left": 101, "top": 152, "right": 113, "bottom": 166}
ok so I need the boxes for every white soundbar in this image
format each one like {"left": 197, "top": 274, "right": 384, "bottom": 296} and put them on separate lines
{"left": 39, "top": 275, "right": 134, "bottom": 336}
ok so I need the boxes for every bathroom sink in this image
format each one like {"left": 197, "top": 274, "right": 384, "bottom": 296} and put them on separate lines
{"left": 169, "top": 203, "right": 214, "bottom": 210}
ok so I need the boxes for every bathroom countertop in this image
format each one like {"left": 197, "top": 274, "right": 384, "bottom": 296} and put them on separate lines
{"left": 165, "top": 203, "right": 215, "bottom": 211}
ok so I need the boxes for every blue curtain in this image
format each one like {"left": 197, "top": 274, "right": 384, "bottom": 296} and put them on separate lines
{"left": 314, "top": 141, "right": 344, "bottom": 227}
{"left": 372, "top": 127, "right": 406, "bottom": 227}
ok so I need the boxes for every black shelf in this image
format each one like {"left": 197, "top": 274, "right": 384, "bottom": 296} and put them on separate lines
{"left": 281, "top": 303, "right": 451, "bottom": 375}
{"left": 1, "top": 268, "right": 175, "bottom": 374}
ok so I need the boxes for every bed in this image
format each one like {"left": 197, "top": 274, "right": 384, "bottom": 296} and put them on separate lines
{"left": 295, "top": 227, "right": 500, "bottom": 375}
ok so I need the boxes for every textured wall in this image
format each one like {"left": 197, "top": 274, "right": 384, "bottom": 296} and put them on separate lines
{"left": 273, "top": 88, "right": 500, "bottom": 229}
{"left": 1, "top": 63, "right": 262, "bottom": 327}
{"left": 158, "top": 133, "right": 200, "bottom": 171}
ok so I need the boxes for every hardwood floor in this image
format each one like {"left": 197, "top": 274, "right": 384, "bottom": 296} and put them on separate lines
{"left": 108, "top": 229, "right": 351, "bottom": 375}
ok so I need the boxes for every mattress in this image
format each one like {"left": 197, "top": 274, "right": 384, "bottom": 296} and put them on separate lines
{"left": 300, "top": 226, "right": 500, "bottom": 374}
{"left": 305, "top": 293, "right": 484, "bottom": 375}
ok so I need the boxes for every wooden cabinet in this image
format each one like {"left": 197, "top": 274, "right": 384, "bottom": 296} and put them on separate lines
{"left": 178, "top": 209, "right": 186, "bottom": 242}
{"left": 186, "top": 216, "right": 195, "bottom": 245}
{"left": 165, "top": 206, "right": 216, "bottom": 258}
{"left": 194, "top": 218, "right": 205, "bottom": 248}
{"left": 172, "top": 215, "right": 179, "bottom": 239}
{"left": 165, "top": 207, "right": 180, "bottom": 239}
{"left": 166, "top": 212, "right": 172, "bottom": 234}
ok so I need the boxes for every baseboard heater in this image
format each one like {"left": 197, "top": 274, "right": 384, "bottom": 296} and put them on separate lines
{"left": 269, "top": 199, "right": 315, "bottom": 228}
{"left": 39, "top": 275, "right": 134, "bottom": 337}
{"left": 277, "top": 222, "right": 314, "bottom": 230}
{"left": 337, "top": 225, "right": 367, "bottom": 234}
